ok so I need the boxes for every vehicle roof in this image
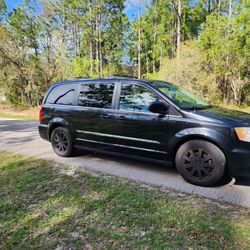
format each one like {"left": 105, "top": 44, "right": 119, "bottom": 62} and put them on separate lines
{"left": 46, "top": 77, "right": 181, "bottom": 112}
{"left": 52, "top": 77, "right": 163, "bottom": 86}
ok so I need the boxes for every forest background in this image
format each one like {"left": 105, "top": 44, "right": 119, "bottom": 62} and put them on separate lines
{"left": 0, "top": 0, "right": 249, "bottom": 108}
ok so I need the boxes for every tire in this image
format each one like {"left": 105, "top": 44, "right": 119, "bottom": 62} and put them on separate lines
{"left": 51, "top": 127, "right": 74, "bottom": 157}
{"left": 175, "top": 140, "right": 226, "bottom": 186}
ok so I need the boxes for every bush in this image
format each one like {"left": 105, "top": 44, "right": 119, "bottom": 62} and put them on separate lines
{"left": 242, "top": 84, "right": 250, "bottom": 106}
{"left": 149, "top": 41, "right": 222, "bottom": 105}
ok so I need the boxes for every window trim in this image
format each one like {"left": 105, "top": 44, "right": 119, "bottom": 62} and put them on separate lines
{"left": 42, "top": 80, "right": 182, "bottom": 117}
{"left": 78, "top": 81, "right": 117, "bottom": 109}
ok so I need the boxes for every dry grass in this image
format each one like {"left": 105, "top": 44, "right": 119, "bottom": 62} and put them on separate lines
{"left": 0, "top": 103, "right": 38, "bottom": 120}
{"left": 233, "top": 106, "right": 250, "bottom": 114}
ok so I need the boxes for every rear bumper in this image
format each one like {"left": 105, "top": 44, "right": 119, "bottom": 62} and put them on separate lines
{"left": 38, "top": 124, "right": 49, "bottom": 141}
{"left": 228, "top": 144, "right": 250, "bottom": 177}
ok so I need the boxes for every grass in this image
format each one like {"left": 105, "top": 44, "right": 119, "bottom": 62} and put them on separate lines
{"left": 0, "top": 152, "right": 250, "bottom": 249}
{"left": 225, "top": 105, "right": 250, "bottom": 114}
{"left": 0, "top": 102, "right": 249, "bottom": 120}
{"left": 0, "top": 103, "right": 38, "bottom": 120}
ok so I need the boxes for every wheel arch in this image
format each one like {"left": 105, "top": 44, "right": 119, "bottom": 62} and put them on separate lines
{"left": 48, "top": 118, "right": 70, "bottom": 141}
{"left": 172, "top": 136, "right": 226, "bottom": 161}
{"left": 169, "top": 129, "right": 232, "bottom": 172}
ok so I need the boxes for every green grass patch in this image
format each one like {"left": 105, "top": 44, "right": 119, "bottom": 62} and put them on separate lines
{"left": 225, "top": 105, "right": 250, "bottom": 114}
{"left": 0, "top": 104, "right": 38, "bottom": 120}
{"left": 0, "top": 152, "right": 250, "bottom": 249}
{"left": 0, "top": 113, "right": 37, "bottom": 120}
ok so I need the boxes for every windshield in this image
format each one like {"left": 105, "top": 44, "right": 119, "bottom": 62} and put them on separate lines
{"left": 151, "top": 81, "right": 211, "bottom": 109}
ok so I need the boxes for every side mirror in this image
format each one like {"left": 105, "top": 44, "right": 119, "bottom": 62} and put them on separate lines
{"left": 149, "top": 101, "right": 169, "bottom": 115}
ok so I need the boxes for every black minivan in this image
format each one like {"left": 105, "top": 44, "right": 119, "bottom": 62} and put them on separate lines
{"left": 38, "top": 78, "right": 250, "bottom": 186}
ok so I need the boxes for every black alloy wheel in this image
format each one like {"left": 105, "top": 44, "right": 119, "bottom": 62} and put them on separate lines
{"left": 51, "top": 127, "right": 73, "bottom": 157}
{"left": 183, "top": 148, "right": 214, "bottom": 180}
{"left": 175, "top": 140, "right": 226, "bottom": 186}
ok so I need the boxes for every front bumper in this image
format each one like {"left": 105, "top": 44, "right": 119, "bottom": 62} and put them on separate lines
{"left": 228, "top": 142, "right": 250, "bottom": 177}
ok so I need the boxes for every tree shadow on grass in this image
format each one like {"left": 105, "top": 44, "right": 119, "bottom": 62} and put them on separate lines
{"left": 1, "top": 154, "right": 249, "bottom": 249}
{"left": 0, "top": 119, "right": 37, "bottom": 132}
{"left": 73, "top": 149, "right": 235, "bottom": 187}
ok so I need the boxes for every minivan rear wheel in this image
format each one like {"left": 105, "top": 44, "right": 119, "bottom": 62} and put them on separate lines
{"left": 175, "top": 140, "right": 226, "bottom": 186}
{"left": 51, "top": 127, "right": 74, "bottom": 157}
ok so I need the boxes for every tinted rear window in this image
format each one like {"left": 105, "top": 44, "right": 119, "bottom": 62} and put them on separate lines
{"left": 78, "top": 83, "right": 114, "bottom": 109}
{"left": 46, "top": 84, "right": 76, "bottom": 105}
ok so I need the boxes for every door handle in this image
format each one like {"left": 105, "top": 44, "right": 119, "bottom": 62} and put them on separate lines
{"left": 100, "top": 114, "right": 112, "bottom": 119}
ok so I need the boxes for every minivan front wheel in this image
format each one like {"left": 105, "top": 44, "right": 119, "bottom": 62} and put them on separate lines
{"left": 175, "top": 140, "right": 226, "bottom": 186}
{"left": 51, "top": 127, "right": 73, "bottom": 157}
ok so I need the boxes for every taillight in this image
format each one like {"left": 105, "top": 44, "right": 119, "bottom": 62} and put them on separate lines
{"left": 39, "top": 106, "right": 43, "bottom": 123}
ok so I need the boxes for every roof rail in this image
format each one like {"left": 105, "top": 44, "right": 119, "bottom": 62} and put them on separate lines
{"left": 112, "top": 74, "right": 137, "bottom": 79}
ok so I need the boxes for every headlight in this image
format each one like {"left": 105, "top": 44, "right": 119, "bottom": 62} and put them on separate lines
{"left": 235, "top": 127, "right": 250, "bottom": 142}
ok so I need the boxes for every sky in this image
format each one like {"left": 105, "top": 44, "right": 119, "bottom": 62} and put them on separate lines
{"left": 124, "top": 0, "right": 148, "bottom": 21}
{"left": 5, "top": 0, "right": 148, "bottom": 21}
{"left": 5, "top": 0, "right": 22, "bottom": 11}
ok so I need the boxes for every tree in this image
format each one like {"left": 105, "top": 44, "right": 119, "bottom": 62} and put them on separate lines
{"left": 199, "top": 1, "right": 249, "bottom": 105}
{"left": 0, "top": 0, "right": 6, "bottom": 21}
{"left": 138, "top": 0, "right": 141, "bottom": 79}
{"left": 0, "top": 0, "right": 248, "bottom": 107}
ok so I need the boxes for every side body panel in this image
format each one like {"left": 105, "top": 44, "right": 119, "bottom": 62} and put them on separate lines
{"left": 38, "top": 79, "right": 250, "bottom": 177}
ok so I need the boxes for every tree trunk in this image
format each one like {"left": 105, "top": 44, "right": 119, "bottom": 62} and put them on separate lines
{"left": 176, "top": 0, "right": 181, "bottom": 83}
{"left": 146, "top": 53, "right": 149, "bottom": 78}
{"left": 230, "top": 74, "right": 243, "bottom": 106}
{"left": 223, "top": 75, "right": 228, "bottom": 104}
{"left": 231, "top": 81, "right": 239, "bottom": 105}
{"left": 160, "top": 47, "right": 163, "bottom": 69}
{"left": 229, "top": 0, "right": 232, "bottom": 19}
{"left": 60, "top": 1, "right": 67, "bottom": 80}
{"left": 138, "top": 0, "right": 141, "bottom": 79}
{"left": 108, "top": 52, "right": 111, "bottom": 76}
{"left": 95, "top": 16, "right": 99, "bottom": 75}
{"left": 89, "top": 1, "right": 93, "bottom": 75}
{"left": 217, "top": 0, "right": 221, "bottom": 15}
{"left": 176, "top": 0, "right": 181, "bottom": 59}
{"left": 90, "top": 39, "right": 93, "bottom": 75}
{"left": 153, "top": 11, "right": 156, "bottom": 74}
{"left": 34, "top": 43, "right": 38, "bottom": 57}
{"left": 171, "top": 19, "right": 175, "bottom": 58}
{"left": 208, "top": 0, "right": 211, "bottom": 13}
{"left": 99, "top": 13, "right": 103, "bottom": 77}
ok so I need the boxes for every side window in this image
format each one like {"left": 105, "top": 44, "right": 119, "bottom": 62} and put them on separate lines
{"left": 119, "top": 84, "right": 159, "bottom": 113}
{"left": 46, "top": 84, "right": 76, "bottom": 105}
{"left": 78, "top": 83, "right": 114, "bottom": 109}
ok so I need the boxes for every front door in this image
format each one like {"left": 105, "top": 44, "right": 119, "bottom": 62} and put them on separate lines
{"left": 111, "top": 82, "right": 170, "bottom": 161}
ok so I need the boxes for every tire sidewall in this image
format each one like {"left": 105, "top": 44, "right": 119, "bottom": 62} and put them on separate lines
{"left": 175, "top": 140, "right": 226, "bottom": 186}
{"left": 51, "top": 127, "right": 73, "bottom": 157}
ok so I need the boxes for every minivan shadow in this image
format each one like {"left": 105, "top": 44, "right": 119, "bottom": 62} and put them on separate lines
{"left": 216, "top": 175, "right": 233, "bottom": 186}
{"left": 73, "top": 148, "right": 177, "bottom": 174}
{"left": 72, "top": 149, "right": 246, "bottom": 187}
{"left": 234, "top": 177, "right": 250, "bottom": 186}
